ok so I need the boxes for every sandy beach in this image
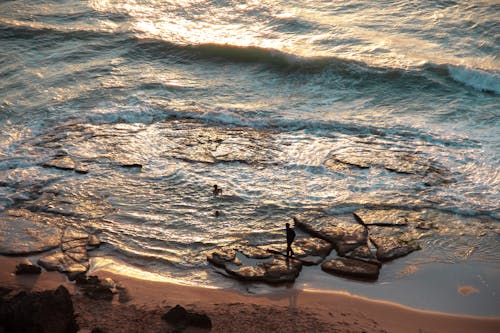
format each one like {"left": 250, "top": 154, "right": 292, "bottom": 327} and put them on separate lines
{"left": 1, "top": 255, "right": 499, "bottom": 333}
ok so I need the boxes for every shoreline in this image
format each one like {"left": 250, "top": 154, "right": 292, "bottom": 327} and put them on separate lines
{"left": 2, "top": 255, "right": 499, "bottom": 332}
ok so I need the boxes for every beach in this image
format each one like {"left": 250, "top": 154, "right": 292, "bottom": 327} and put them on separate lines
{"left": 2, "top": 255, "right": 499, "bottom": 333}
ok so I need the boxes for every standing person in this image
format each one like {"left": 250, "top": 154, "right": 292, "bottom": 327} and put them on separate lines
{"left": 286, "top": 222, "right": 296, "bottom": 257}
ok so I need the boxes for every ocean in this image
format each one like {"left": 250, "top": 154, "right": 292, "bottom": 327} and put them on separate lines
{"left": 1, "top": 0, "right": 499, "bottom": 315}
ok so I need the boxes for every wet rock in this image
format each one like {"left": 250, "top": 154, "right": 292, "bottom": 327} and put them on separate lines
{"left": 416, "top": 221, "right": 437, "bottom": 230}
{"left": 162, "top": 304, "right": 212, "bottom": 330}
{"left": 354, "top": 209, "right": 411, "bottom": 227}
{"left": 87, "top": 235, "right": 101, "bottom": 248}
{"left": 321, "top": 257, "right": 380, "bottom": 280}
{"left": 43, "top": 155, "right": 77, "bottom": 171}
{"left": 226, "top": 258, "right": 302, "bottom": 283}
{"left": 74, "top": 275, "right": 114, "bottom": 301}
{"left": 118, "top": 162, "right": 142, "bottom": 169}
{"left": 38, "top": 252, "right": 89, "bottom": 274}
{"left": 15, "top": 262, "right": 42, "bottom": 275}
{"left": 0, "top": 209, "right": 61, "bottom": 255}
{"left": 0, "top": 285, "right": 78, "bottom": 333}
{"left": 207, "top": 248, "right": 242, "bottom": 268}
{"left": 325, "top": 147, "right": 449, "bottom": 182}
{"left": 344, "top": 245, "right": 378, "bottom": 264}
{"left": 234, "top": 245, "right": 273, "bottom": 259}
{"left": 265, "top": 237, "right": 333, "bottom": 265}
{"left": 294, "top": 214, "right": 368, "bottom": 256}
{"left": 370, "top": 236, "right": 420, "bottom": 261}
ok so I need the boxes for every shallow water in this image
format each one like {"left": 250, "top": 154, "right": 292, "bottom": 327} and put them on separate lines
{"left": 0, "top": 0, "right": 499, "bottom": 315}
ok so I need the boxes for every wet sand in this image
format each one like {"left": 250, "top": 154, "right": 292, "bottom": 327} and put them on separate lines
{"left": 1, "top": 256, "right": 499, "bottom": 333}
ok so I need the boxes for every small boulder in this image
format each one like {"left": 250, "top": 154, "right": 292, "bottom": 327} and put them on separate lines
{"left": 371, "top": 237, "right": 420, "bottom": 261}
{"left": 15, "top": 262, "right": 42, "bottom": 275}
{"left": 162, "top": 304, "right": 212, "bottom": 330}
{"left": 321, "top": 257, "right": 380, "bottom": 280}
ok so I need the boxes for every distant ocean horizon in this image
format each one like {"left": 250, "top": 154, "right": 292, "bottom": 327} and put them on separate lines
{"left": 1, "top": 0, "right": 498, "bottom": 316}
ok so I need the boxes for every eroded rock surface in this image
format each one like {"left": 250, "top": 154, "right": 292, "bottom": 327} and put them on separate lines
{"left": 321, "top": 258, "right": 380, "bottom": 280}
{"left": 0, "top": 209, "right": 61, "bottom": 255}
{"left": 226, "top": 258, "right": 302, "bottom": 283}
{"left": 294, "top": 214, "right": 368, "bottom": 256}
{"left": 370, "top": 236, "right": 420, "bottom": 261}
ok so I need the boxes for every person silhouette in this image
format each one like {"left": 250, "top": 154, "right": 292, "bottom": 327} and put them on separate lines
{"left": 213, "top": 184, "right": 222, "bottom": 196}
{"left": 286, "top": 222, "right": 296, "bottom": 257}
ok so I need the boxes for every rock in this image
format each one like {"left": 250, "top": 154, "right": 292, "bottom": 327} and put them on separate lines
{"left": 321, "top": 258, "right": 380, "bottom": 280}
{"left": 265, "top": 237, "right": 333, "bottom": 265}
{"left": 43, "top": 155, "right": 76, "bottom": 171}
{"left": 0, "top": 285, "right": 78, "bottom": 333}
{"left": 87, "top": 235, "right": 101, "bottom": 248}
{"left": 354, "top": 209, "right": 410, "bottom": 227}
{"left": 294, "top": 214, "right": 368, "bottom": 256}
{"left": 162, "top": 305, "right": 212, "bottom": 330}
{"left": 0, "top": 287, "right": 12, "bottom": 299}
{"left": 370, "top": 236, "right": 420, "bottom": 261}
{"left": 0, "top": 209, "right": 62, "bottom": 255}
{"left": 15, "top": 262, "right": 42, "bottom": 275}
{"left": 207, "top": 248, "right": 241, "bottom": 268}
{"left": 234, "top": 245, "right": 273, "bottom": 259}
{"left": 226, "top": 258, "right": 302, "bottom": 283}
{"left": 119, "top": 163, "right": 142, "bottom": 169}
{"left": 344, "top": 245, "right": 378, "bottom": 263}
{"left": 74, "top": 275, "right": 114, "bottom": 301}
{"left": 324, "top": 147, "right": 449, "bottom": 182}
{"left": 38, "top": 252, "right": 89, "bottom": 274}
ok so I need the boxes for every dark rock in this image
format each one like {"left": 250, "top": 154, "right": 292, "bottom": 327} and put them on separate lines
{"left": 0, "top": 285, "right": 78, "bottom": 333}
{"left": 226, "top": 258, "right": 302, "bottom": 283}
{"left": 0, "top": 209, "right": 61, "bottom": 255}
{"left": 207, "top": 248, "right": 241, "bottom": 268}
{"left": 354, "top": 209, "right": 410, "bottom": 227}
{"left": 38, "top": 252, "right": 89, "bottom": 274}
{"left": 0, "top": 287, "right": 12, "bottom": 299}
{"left": 87, "top": 235, "right": 101, "bottom": 248}
{"left": 91, "top": 328, "right": 106, "bottom": 333}
{"left": 119, "top": 163, "right": 142, "bottom": 169}
{"left": 74, "top": 275, "right": 114, "bottom": 301}
{"left": 15, "top": 262, "right": 42, "bottom": 275}
{"left": 42, "top": 155, "right": 76, "bottom": 171}
{"left": 294, "top": 214, "right": 368, "bottom": 256}
{"left": 321, "top": 258, "right": 380, "bottom": 280}
{"left": 370, "top": 236, "right": 420, "bottom": 261}
{"left": 162, "top": 305, "right": 212, "bottom": 329}
{"left": 83, "top": 285, "right": 114, "bottom": 301}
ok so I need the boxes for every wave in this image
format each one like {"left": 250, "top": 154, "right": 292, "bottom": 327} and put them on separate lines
{"left": 2, "top": 18, "right": 498, "bottom": 95}
{"left": 447, "top": 65, "right": 500, "bottom": 94}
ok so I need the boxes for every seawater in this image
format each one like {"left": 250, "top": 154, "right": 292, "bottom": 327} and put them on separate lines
{"left": 0, "top": 0, "right": 499, "bottom": 315}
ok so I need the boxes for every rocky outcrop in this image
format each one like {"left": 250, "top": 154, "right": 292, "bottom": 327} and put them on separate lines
{"left": 207, "top": 248, "right": 241, "bottom": 268}
{"left": 42, "top": 155, "right": 88, "bottom": 174}
{"left": 321, "top": 258, "right": 380, "bottom": 280}
{"left": 162, "top": 304, "right": 212, "bottom": 330}
{"left": 0, "top": 209, "right": 61, "bottom": 255}
{"left": 0, "top": 285, "right": 78, "bottom": 333}
{"left": 15, "top": 262, "right": 42, "bottom": 275}
{"left": 38, "top": 228, "right": 99, "bottom": 275}
{"left": 294, "top": 214, "right": 368, "bottom": 256}
{"left": 74, "top": 275, "right": 114, "bottom": 301}
{"left": 226, "top": 258, "right": 302, "bottom": 283}
{"left": 207, "top": 246, "right": 303, "bottom": 283}
{"left": 324, "top": 146, "right": 449, "bottom": 184}
{"left": 370, "top": 237, "right": 420, "bottom": 262}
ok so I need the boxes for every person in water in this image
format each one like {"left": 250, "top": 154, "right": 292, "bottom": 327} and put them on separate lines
{"left": 286, "top": 221, "right": 296, "bottom": 257}
{"left": 213, "top": 184, "right": 222, "bottom": 196}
